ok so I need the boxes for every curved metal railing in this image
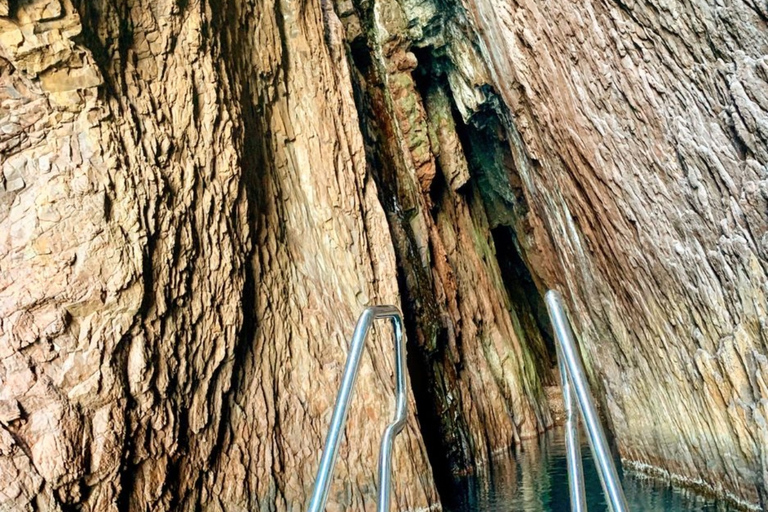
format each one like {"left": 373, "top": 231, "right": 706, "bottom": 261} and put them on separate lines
{"left": 307, "top": 306, "right": 407, "bottom": 512}
{"left": 545, "top": 290, "right": 630, "bottom": 512}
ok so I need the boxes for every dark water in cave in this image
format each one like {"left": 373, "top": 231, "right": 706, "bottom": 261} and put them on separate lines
{"left": 442, "top": 428, "right": 732, "bottom": 512}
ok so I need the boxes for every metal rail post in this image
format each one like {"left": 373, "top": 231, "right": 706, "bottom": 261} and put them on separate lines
{"left": 307, "top": 306, "right": 407, "bottom": 512}
{"left": 558, "top": 340, "right": 587, "bottom": 512}
{"left": 546, "top": 290, "right": 630, "bottom": 512}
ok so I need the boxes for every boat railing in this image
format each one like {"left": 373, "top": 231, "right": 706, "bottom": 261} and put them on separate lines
{"left": 308, "top": 295, "right": 628, "bottom": 512}
{"left": 307, "top": 306, "right": 407, "bottom": 512}
{"left": 545, "top": 290, "right": 630, "bottom": 512}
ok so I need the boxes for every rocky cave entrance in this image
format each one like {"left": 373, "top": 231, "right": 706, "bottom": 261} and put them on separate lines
{"left": 347, "top": 31, "right": 562, "bottom": 498}
{"left": 412, "top": 45, "right": 560, "bottom": 498}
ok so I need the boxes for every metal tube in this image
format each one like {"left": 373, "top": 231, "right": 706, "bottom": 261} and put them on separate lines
{"left": 307, "top": 306, "right": 407, "bottom": 512}
{"left": 558, "top": 341, "right": 587, "bottom": 512}
{"left": 377, "top": 310, "right": 407, "bottom": 512}
{"left": 546, "top": 290, "right": 630, "bottom": 512}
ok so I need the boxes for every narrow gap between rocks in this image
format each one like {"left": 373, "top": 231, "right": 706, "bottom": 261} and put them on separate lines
{"left": 402, "top": 43, "right": 560, "bottom": 494}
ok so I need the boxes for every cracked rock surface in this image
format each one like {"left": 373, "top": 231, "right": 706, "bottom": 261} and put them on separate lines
{"left": 0, "top": 0, "right": 436, "bottom": 510}
{"left": 1, "top": 0, "right": 767, "bottom": 510}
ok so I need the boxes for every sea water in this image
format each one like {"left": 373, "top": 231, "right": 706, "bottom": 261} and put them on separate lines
{"left": 442, "top": 428, "right": 732, "bottom": 512}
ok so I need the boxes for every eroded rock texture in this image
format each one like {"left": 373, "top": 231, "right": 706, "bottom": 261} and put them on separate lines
{"left": 341, "top": 0, "right": 768, "bottom": 505}
{"left": 0, "top": 0, "right": 438, "bottom": 510}
{"left": 339, "top": 0, "right": 557, "bottom": 480}
{"left": 1, "top": 0, "right": 767, "bottom": 509}
{"left": 457, "top": 0, "right": 768, "bottom": 508}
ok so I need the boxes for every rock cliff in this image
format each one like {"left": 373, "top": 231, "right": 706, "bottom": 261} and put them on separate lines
{"left": 0, "top": 0, "right": 766, "bottom": 510}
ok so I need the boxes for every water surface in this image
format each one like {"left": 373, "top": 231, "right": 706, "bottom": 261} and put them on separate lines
{"left": 443, "top": 428, "right": 731, "bottom": 511}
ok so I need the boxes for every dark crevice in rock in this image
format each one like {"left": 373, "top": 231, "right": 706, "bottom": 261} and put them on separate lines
{"left": 346, "top": 33, "right": 477, "bottom": 493}
{"left": 344, "top": 13, "right": 485, "bottom": 503}
{"left": 448, "top": 92, "right": 558, "bottom": 388}
{"left": 412, "top": 46, "right": 557, "bottom": 389}
{"left": 349, "top": 36, "right": 374, "bottom": 76}
{"left": 491, "top": 225, "right": 556, "bottom": 380}
{"left": 344, "top": 0, "right": 557, "bottom": 496}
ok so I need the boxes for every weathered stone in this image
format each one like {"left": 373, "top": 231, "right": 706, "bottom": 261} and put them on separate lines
{"left": 0, "top": 0, "right": 766, "bottom": 510}
{"left": 440, "top": 0, "right": 767, "bottom": 508}
{"left": 424, "top": 84, "right": 471, "bottom": 191}
{"left": 0, "top": 399, "right": 21, "bottom": 424}
{"left": 1, "top": 0, "right": 439, "bottom": 511}
{"left": 17, "top": 1, "right": 63, "bottom": 24}
{"left": 39, "top": 64, "right": 101, "bottom": 93}
{"left": 0, "top": 20, "right": 22, "bottom": 49}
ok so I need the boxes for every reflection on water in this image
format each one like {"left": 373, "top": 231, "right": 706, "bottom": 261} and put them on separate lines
{"left": 443, "top": 428, "right": 731, "bottom": 511}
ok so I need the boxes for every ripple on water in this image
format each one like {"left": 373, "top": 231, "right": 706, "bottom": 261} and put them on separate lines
{"left": 442, "top": 428, "right": 732, "bottom": 512}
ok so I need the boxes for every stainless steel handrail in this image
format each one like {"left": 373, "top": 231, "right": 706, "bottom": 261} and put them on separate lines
{"left": 307, "top": 306, "right": 407, "bottom": 512}
{"left": 545, "top": 290, "right": 630, "bottom": 512}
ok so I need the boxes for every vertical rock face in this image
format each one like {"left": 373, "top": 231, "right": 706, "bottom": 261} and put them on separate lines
{"left": 454, "top": 0, "right": 768, "bottom": 507}
{"left": 1, "top": 0, "right": 767, "bottom": 511}
{"left": 0, "top": 0, "right": 439, "bottom": 510}
{"left": 339, "top": 0, "right": 556, "bottom": 481}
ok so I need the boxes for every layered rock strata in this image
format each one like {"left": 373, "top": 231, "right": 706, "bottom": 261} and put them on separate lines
{"left": 1, "top": 0, "right": 767, "bottom": 509}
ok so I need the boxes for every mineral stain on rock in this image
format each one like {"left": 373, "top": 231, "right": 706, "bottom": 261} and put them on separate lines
{"left": 0, "top": 0, "right": 766, "bottom": 510}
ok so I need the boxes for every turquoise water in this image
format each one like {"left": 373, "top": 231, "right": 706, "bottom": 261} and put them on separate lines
{"left": 443, "top": 428, "right": 732, "bottom": 512}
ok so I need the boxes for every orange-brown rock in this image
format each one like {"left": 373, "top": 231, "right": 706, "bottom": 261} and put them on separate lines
{"left": 457, "top": 0, "right": 768, "bottom": 507}
{"left": 0, "top": 0, "right": 438, "bottom": 510}
{"left": 1, "top": 0, "right": 767, "bottom": 510}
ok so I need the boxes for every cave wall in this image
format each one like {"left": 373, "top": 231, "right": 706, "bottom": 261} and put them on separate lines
{"left": 0, "top": 0, "right": 439, "bottom": 510}
{"left": 458, "top": 0, "right": 768, "bottom": 507}
{"left": 332, "top": 0, "right": 768, "bottom": 505}
{"left": 339, "top": 0, "right": 556, "bottom": 481}
{"left": 1, "top": 0, "right": 768, "bottom": 509}
{"left": 1, "top": 0, "right": 561, "bottom": 508}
